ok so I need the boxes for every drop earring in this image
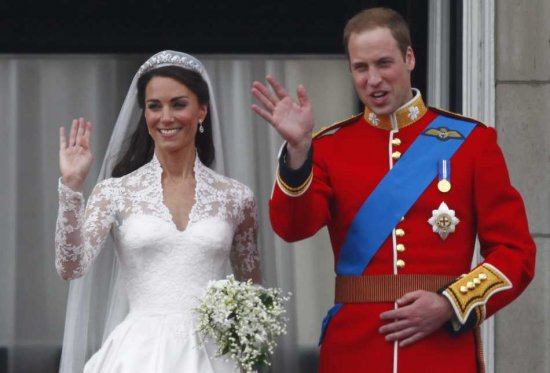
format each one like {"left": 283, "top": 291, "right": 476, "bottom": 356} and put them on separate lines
{"left": 199, "top": 120, "right": 205, "bottom": 134}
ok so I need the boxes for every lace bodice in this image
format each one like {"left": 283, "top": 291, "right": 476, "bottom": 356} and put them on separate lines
{"left": 55, "top": 155, "right": 261, "bottom": 314}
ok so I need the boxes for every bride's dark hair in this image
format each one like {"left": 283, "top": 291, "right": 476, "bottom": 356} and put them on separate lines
{"left": 111, "top": 66, "right": 215, "bottom": 177}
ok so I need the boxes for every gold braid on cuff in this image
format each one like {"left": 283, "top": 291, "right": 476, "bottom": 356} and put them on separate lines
{"left": 442, "top": 263, "right": 512, "bottom": 324}
{"left": 276, "top": 168, "right": 313, "bottom": 197}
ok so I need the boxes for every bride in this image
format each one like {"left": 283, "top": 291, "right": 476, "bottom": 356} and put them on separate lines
{"left": 55, "top": 51, "right": 261, "bottom": 372}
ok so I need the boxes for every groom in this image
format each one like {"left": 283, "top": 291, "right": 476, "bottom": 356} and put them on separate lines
{"left": 252, "top": 7, "right": 536, "bottom": 373}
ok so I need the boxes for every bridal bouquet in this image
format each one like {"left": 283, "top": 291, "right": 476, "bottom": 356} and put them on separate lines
{"left": 194, "top": 275, "right": 290, "bottom": 373}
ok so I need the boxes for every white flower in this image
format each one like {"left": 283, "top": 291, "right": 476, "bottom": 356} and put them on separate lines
{"left": 368, "top": 112, "right": 380, "bottom": 126}
{"left": 408, "top": 105, "right": 420, "bottom": 120}
{"left": 194, "top": 275, "right": 291, "bottom": 373}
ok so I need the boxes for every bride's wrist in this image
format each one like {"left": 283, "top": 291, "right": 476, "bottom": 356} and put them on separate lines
{"left": 61, "top": 175, "right": 85, "bottom": 192}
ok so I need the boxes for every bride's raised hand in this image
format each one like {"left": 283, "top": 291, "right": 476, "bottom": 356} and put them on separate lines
{"left": 251, "top": 75, "right": 314, "bottom": 168}
{"left": 59, "top": 118, "right": 94, "bottom": 191}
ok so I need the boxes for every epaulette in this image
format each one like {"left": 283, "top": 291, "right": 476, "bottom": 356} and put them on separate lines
{"left": 430, "top": 107, "right": 487, "bottom": 127}
{"left": 313, "top": 113, "right": 363, "bottom": 139}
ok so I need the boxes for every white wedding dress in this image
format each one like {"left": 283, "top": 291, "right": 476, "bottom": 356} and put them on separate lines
{"left": 55, "top": 154, "right": 260, "bottom": 372}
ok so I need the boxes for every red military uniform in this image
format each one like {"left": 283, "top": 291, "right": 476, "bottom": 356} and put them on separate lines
{"left": 270, "top": 91, "right": 535, "bottom": 373}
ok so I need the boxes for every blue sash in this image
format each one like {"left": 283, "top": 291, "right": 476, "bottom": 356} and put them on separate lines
{"left": 319, "top": 115, "right": 476, "bottom": 344}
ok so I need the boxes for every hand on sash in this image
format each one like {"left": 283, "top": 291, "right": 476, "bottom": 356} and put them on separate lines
{"left": 251, "top": 75, "right": 314, "bottom": 169}
{"left": 378, "top": 290, "right": 453, "bottom": 347}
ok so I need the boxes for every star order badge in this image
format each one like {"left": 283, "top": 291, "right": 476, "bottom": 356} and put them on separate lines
{"left": 428, "top": 202, "right": 460, "bottom": 240}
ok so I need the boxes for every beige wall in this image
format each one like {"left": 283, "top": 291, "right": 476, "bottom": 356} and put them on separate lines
{"left": 495, "top": 1, "right": 550, "bottom": 372}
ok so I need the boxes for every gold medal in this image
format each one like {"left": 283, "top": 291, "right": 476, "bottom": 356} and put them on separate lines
{"left": 438, "top": 178, "right": 451, "bottom": 193}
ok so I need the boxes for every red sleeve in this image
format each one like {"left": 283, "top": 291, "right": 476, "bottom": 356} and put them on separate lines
{"left": 474, "top": 127, "right": 536, "bottom": 316}
{"left": 269, "top": 143, "right": 334, "bottom": 242}
{"left": 442, "top": 127, "right": 536, "bottom": 327}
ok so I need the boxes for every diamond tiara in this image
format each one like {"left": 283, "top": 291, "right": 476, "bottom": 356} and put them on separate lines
{"left": 137, "top": 51, "right": 204, "bottom": 77}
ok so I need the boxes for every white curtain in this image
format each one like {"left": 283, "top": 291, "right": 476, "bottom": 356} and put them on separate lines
{"left": 0, "top": 54, "right": 354, "bottom": 373}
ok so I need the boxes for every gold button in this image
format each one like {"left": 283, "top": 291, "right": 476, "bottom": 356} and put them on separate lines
{"left": 478, "top": 273, "right": 488, "bottom": 281}
{"left": 392, "top": 151, "right": 402, "bottom": 160}
{"left": 396, "top": 259, "right": 405, "bottom": 269}
{"left": 395, "top": 228, "right": 405, "bottom": 237}
{"left": 467, "top": 281, "right": 475, "bottom": 290}
{"left": 396, "top": 244, "right": 405, "bottom": 252}
{"left": 392, "top": 138, "right": 402, "bottom": 146}
{"left": 473, "top": 278, "right": 481, "bottom": 285}
{"left": 460, "top": 286, "right": 468, "bottom": 294}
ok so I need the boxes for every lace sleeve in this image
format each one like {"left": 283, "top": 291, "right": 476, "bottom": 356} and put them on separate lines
{"left": 230, "top": 187, "right": 262, "bottom": 283}
{"left": 55, "top": 178, "right": 117, "bottom": 280}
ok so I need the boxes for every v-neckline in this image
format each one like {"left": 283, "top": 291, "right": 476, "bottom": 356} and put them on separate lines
{"left": 162, "top": 185, "right": 197, "bottom": 233}
{"left": 154, "top": 155, "right": 200, "bottom": 233}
